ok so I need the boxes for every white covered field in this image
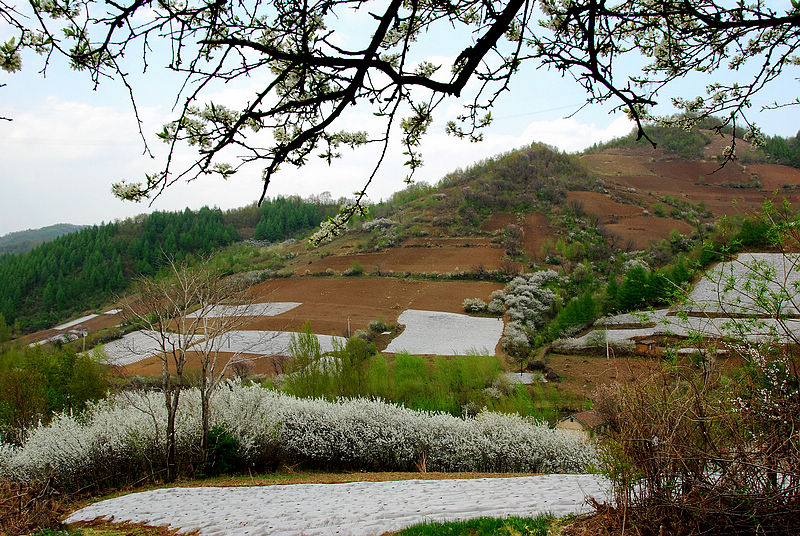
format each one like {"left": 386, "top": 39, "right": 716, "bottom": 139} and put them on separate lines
{"left": 102, "top": 331, "right": 203, "bottom": 366}
{"left": 186, "top": 302, "right": 300, "bottom": 318}
{"left": 685, "top": 252, "right": 800, "bottom": 315}
{"left": 385, "top": 309, "right": 504, "bottom": 356}
{"left": 203, "top": 330, "right": 345, "bottom": 356}
{"left": 559, "top": 312, "right": 800, "bottom": 351}
{"left": 101, "top": 329, "right": 345, "bottom": 365}
{"left": 66, "top": 475, "right": 608, "bottom": 536}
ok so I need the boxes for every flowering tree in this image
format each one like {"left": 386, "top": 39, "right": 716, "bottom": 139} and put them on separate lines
{"left": 2, "top": 1, "right": 799, "bottom": 236}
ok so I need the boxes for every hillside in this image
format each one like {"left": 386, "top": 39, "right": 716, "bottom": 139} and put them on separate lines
{"left": 0, "top": 223, "right": 87, "bottom": 256}
{"left": 0, "top": 198, "right": 339, "bottom": 333}
{"left": 14, "top": 125, "right": 800, "bottom": 356}
{"left": 5, "top": 124, "right": 800, "bottom": 536}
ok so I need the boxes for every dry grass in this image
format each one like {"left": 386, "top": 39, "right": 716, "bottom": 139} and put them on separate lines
{"left": 0, "top": 478, "right": 65, "bottom": 535}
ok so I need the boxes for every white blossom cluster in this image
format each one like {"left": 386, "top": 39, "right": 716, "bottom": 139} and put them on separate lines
{"left": 463, "top": 297, "right": 487, "bottom": 313}
{"left": 0, "top": 384, "right": 596, "bottom": 488}
{"left": 494, "top": 270, "right": 560, "bottom": 349}
{"left": 361, "top": 218, "right": 397, "bottom": 232}
{"left": 622, "top": 257, "right": 649, "bottom": 273}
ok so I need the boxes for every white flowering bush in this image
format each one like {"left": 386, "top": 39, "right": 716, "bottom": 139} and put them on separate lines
{"left": 463, "top": 297, "right": 487, "bottom": 313}
{"left": 487, "top": 299, "right": 505, "bottom": 315}
{"left": 497, "top": 270, "right": 560, "bottom": 349}
{"left": 361, "top": 218, "right": 397, "bottom": 232}
{"left": 1, "top": 384, "right": 596, "bottom": 490}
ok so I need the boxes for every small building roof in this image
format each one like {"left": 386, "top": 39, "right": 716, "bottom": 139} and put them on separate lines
{"left": 558, "top": 409, "right": 608, "bottom": 430}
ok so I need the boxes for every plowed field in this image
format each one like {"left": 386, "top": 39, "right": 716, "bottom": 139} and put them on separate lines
{"left": 302, "top": 246, "right": 517, "bottom": 274}
{"left": 246, "top": 277, "right": 504, "bottom": 336}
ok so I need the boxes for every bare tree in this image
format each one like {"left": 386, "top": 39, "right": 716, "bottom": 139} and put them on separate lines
{"left": 120, "top": 257, "right": 268, "bottom": 479}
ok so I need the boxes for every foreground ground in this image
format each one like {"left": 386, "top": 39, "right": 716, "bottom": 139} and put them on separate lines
{"left": 67, "top": 474, "right": 608, "bottom": 536}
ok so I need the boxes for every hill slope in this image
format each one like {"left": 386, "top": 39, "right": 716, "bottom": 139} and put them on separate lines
{"left": 0, "top": 223, "right": 87, "bottom": 256}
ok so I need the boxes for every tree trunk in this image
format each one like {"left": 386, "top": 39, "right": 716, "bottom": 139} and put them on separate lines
{"left": 200, "top": 369, "right": 210, "bottom": 467}
{"left": 165, "top": 389, "right": 178, "bottom": 483}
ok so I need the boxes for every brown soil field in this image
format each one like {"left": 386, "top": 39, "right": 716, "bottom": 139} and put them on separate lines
{"left": 566, "top": 191, "right": 644, "bottom": 222}
{"left": 245, "top": 277, "right": 503, "bottom": 335}
{"left": 480, "top": 212, "right": 515, "bottom": 232}
{"left": 580, "top": 152, "right": 657, "bottom": 176}
{"left": 401, "top": 237, "right": 493, "bottom": 247}
{"left": 118, "top": 351, "right": 290, "bottom": 377}
{"left": 521, "top": 213, "right": 556, "bottom": 259}
{"left": 78, "top": 312, "right": 123, "bottom": 332}
{"left": 301, "top": 246, "right": 515, "bottom": 274}
{"left": 747, "top": 163, "right": 800, "bottom": 190}
{"left": 546, "top": 354, "right": 662, "bottom": 400}
{"left": 480, "top": 212, "right": 557, "bottom": 259}
{"left": 585, "top": 149, "right": 800, "bottom": 219}
{"left": 602, "top": 216, "right": 693, "bottom": 249}
{"left": 649, "top": 159, "right": 753, "bottom": 185}
{"left": 702, "top": 133, "right": 760, "bottom": 161}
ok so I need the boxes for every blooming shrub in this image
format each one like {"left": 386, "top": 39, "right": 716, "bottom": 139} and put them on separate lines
{"left": 487, "top": 299, "right": 505, "bottom": 315}
{"left": 463, "top": 298, "right": 487, "bottom": 313}
{"left": 499, "top": 270, "right": 560, "bottom": 348}
{"left": 361, "top": 218, "right": 396, "bottom": 232}
{"left": 1, "top": 384, "right": 596, "bottom": 491}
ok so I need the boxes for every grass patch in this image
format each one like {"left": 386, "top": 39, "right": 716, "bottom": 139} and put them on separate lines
{"left": 278, "top": 339, "right": 589, "bottom": 422}
{"left": 397, "top": 514, "right": 554, "bottom": 536}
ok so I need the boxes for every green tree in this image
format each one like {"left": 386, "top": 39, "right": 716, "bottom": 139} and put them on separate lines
{"left": 0, "top": 313, "right": 10, "bottom": 343}
{"left": 286, "top": 321, "right": 324, "bottom": 397}
{"left": 0, "top": 345, "right": 108, "bottom": 444}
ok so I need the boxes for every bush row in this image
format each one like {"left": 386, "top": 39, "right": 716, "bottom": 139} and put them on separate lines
{"left": 0, "top": 384, "right": 597, "bottom": 491}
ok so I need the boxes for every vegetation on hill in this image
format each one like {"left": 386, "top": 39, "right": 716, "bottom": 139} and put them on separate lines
{"left": 0, "top": 195, "right": 342, "bottom": 334}
{"left": 0, "top": 344, "right": 108, "bottom": 444}
{"left": 762, "top": 132, "right": 800, "bottom": 169}
{"left": 0, "top": 223, "right": 87, "bottom": 256}
{"left": 253, "top": 197, "right": 339, "bottom": 241}
{"left": 0, "top": 207, "right": 237, "bottom": 333}
{"left": 439, "top": 143, "right": 597, "bottom": 215}
{"left": 588, "top": 123, "right": 712, "bottom": 159}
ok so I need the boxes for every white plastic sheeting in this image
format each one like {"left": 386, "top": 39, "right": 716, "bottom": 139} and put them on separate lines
{"left": 385, "top": 309, "right": 504, "bottom": 356}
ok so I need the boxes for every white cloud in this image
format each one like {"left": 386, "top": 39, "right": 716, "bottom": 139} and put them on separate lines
{"left": 518, "top": 115, "right": 635, "bottom": 153}
{"left": 0, "top": 88, "right": 635, "bottom": 236}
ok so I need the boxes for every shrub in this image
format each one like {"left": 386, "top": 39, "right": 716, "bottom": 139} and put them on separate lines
{"left": 498, "top": 270, "right": 560, "bottom": 348}
{"left": 463, "top": 298, "right": 487, "bottom": 313}
{"left": 368, "top": 318, "right": 390, "bottom": 333}
{"left": 343, "top": 261, "right": 364, "bottom": 276}
{"left": 353, "top": 329, "right": 372, "bottom": 341}
{"left": 361, "top": 218, "right": 396, "bottom": 232}
{"left": 0, "top": 384, "right": 597, "bottom": 491}
{"left": 487, "top": 299, "right": 505, "bottom": 315}
{"left": 203, "top": 425, "right": 242, "bottom": 477}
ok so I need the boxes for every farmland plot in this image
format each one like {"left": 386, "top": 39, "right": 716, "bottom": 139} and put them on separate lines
{"left": 204, "top": 330, "right": 345, "bottom": 357}
{"left": 186, "top": 302, "right": 300, "bottom": 318}
{"left": 685, "top": 253, "right": 800, "bottom": 315}
{"left": 101, "top": 330, "right": 203, "bottom": 366}
{"left": 385, "top": 309, "right": 504, "bottom": 356}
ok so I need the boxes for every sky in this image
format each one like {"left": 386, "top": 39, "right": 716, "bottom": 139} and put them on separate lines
{"left": 1, "top": 5, "right": 799, "bottom": 237}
